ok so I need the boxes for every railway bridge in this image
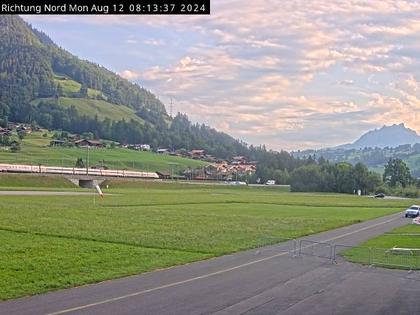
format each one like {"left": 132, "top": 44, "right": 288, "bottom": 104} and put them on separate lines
{"left": 0, "top": 163, "right": 159, "bottom": 188}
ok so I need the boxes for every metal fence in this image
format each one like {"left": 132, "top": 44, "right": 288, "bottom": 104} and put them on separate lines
{"left": 296, "top": 240, "right": 420, "bottom": 269}
{"left": 254, "top": 236, "right": 298, "bottom": 257}
{"left": 334, "top": 244, "right": 420, "bottom": 270}
{"left": 253, "top": 237, "right": 420, "bottom": 270}
{"left": 298, "top": 240, "right": 334, "bottom": 261}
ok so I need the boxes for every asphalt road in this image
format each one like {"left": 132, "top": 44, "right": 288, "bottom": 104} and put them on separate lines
{"left": 1, "top": 212, "right": 419, "bottom": 315}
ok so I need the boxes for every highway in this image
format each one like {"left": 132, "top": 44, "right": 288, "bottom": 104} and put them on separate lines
{"left": 1, "top": 212, "right": 419, "bottom": 315}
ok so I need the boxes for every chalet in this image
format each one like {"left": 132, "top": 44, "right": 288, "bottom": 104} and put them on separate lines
{"left": 140, "top": 144, "right": 151, "bottom": 151}
{"left": 74, "top": 139, "right": 104, "bottom": 148}
{"left": 189, "top": 149, "right": 205, "bottom": 159}
{"left": 50, "top": 139, "right": 66, "bottom": 147}
{"left": 16, "top": 125, "right": 32, "bottom": 134}
{"left": 231, "top": 156, "right": 247, "bottom": 165}
{"left": 0, "top": 128, "right": 11, "bottom": 136}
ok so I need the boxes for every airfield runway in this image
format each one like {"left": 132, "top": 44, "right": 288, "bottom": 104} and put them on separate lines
{"left": 1, "top": 212, "right": 419, "bottom": 315}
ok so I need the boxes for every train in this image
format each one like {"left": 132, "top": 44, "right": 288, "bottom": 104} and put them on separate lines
{"left": 0, "top": 163, "right": 159, "bottom": 179}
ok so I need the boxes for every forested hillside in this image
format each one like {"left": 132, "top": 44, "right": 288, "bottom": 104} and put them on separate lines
{"left": 0, "top": 15, "right": 314, "bottom": 180}
{"left": 0, "top": 16, "right": 243, "bottom": 156}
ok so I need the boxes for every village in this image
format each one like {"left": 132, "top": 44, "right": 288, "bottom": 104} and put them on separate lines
{"left": 0, "top": 123, "right": 257, "bottom": 182}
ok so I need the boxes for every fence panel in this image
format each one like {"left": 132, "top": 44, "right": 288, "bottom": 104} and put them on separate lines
{"left": 254, "top": 236, "right": 297, "bottom": 257}
{"left": 371, "top": 247, "right": 420, "bottom": 270}
{"left": 299, "top": 240, "right": 333, "bottom": 260}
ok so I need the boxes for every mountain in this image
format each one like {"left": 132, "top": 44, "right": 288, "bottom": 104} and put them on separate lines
{"left": 292, "top": 123, "right": 420, "bottom": 177}
{"left": 0, "top": 15, "right": 242, "bottom": 157}
{"left": 0, "top": 15, "right": 165, "bottom": 117}
{"left": 0, "top": 15, "right": 309, "bottom": 182}
{"left": 339, "top": 123, "right": 420, "bottom": 149}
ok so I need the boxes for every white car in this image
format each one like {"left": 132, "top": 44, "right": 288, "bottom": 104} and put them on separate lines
{"left": 405, "top": 205, "right": 420, "bottom": 218}
{"left": 265, "top": 180, "right": 276, "bottom": 185}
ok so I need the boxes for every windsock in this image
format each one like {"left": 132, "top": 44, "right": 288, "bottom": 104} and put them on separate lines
{"left": 95, "top": 184, "right": 104, "bottom": 198}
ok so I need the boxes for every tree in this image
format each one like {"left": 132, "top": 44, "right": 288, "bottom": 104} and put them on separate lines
{"left": 353, "top": 162, "right": 369, "bottom": 194}
{"left": 56, "top": 83, "right": 64, "bottom": 97}
{"left": 290, "top": 165, "right": 324, "bottom": 192}
{"left": 17, "top": 130, "right": 25, "bottom": 140}
{"left": 383, "top": 158, "right": 412, "bottom": 187}
{"left": 10, "top": 142, "right": 20, "bottom": 153}
{"left": 334, "top": 162, "right": 355, "bottom": 194}
{"left": 75, "top": 158, "right": 84, "bottom": 168}
{"left": 79, "top": 85, "right": 88, "bottom": 98}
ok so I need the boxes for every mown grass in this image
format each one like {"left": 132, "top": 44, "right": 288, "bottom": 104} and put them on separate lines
{"left": 0, "top": 174, "right": 74, "bottom": 188}
{"left": 341, "top": 223, "right": 420, "bottom": 269}
{"left": 0, "top": 230, "right": 207, "bottom": 300}
{"left": 0, "top": 181, "right": 414, "bottom": 300}
{"left": 33, "top": 97, "right": 143, "bottom": 123}
{"left": 53, "top": 75, "right": 104, "bottom": 99}
{"left": 0, "top": 132, "right": 208, "bottom": 172}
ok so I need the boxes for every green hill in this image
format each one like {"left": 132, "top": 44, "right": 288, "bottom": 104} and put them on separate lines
{"left": 0, "top": 131, "right": 208, "bottom": 173}
{"left": 32, "top": 97, "right": 143, "bottom": 123}
{"left": 0, "top": 15, "right": 254, "bottom": 160}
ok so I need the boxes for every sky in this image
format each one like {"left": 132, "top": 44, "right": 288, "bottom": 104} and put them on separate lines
{"left": 23, "top": 0, "right": 420, "bottom": 151}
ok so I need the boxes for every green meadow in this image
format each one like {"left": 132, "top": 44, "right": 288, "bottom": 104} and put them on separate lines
{"left": 342, "top": 223, "right": 420, "bottom": 269}
{"left": 0, "top": 132, "right": 208, "bottom": 172}
{"left": 0, "top": 178, "right": 414, "bottom": 300}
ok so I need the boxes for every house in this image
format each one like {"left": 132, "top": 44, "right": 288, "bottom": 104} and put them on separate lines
{"left": 50, "top": 139, "right": 66, "bottom": 147}
{"left": 0, "top": 128, "right": 11, "bottom": 136}
{"left": 189, "top": 150, "right": 205, "bottom": 159}
{"left": 157, "top": 148, "right": 169, "bottom": 154}
{"left": 231, "top": 156, "right": 247, "bottom": 165}
{"left": 74, "top": 139, "right": 104, "bottom": 148}
{"left": 140, "top": 144, "right": 151, "bottom": 151}
{"left": 16, "top": 125, "right": 32, "bottom": 134}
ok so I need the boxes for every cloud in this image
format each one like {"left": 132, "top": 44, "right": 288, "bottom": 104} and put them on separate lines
{"left": 24, "top": 0, "right": 420, "bottom": 150}
{"left": 117, "top": 70, "right": 140, "bottom": 80}
{"left": 126, "top": 39, "right": 138, "bottom": 44}
{"left": 338, "top": 80, "right": 354, "bottom": 86}
{"left": 143, "top": 39, "right": 165, "bottom": 46}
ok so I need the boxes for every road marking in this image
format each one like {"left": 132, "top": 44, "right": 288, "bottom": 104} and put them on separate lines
{"left": 47, "top": 214, "right": 402, "bottom": 315}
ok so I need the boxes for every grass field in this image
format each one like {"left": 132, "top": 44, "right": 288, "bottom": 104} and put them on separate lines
{"left": 53, "top": 74, "right": 104, "bottom": 99}
{"left": 32, "top": 97, "right": 143, "bottom": 123}
{"left": 341, "top": 223, "right": 420, "bottom": 269}
{"left": 0, "top": 132, "right": 208, "bottom": 172}
{"left": 0, "top": 174, "right": 74, "bottom": 188}
{"left": 0, "top": 179, "right": 414, "bottom": 300}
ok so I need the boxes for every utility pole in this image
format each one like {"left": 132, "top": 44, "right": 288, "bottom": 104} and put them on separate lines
{"left": 86, "top": 145, "right": 90, "bottom": 175}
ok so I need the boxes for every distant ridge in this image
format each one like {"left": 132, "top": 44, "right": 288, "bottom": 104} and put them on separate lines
{"left": 338, "top": 123, "right": 420, "bottom": 149}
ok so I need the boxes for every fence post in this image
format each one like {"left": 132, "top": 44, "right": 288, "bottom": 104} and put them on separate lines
{"left": 293, "top": 239, "right": 298, "bottom": 257}
{"left": 298, "top": 240, "right": 302, "bottom": 257}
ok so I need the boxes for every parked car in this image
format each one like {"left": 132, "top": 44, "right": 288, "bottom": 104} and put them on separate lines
{"left": 405, "top": 205, "right": 420, "bottom": 218}
{"left": 374, "top": 193, "right": 385, "bottom": 198}
{"left": 228, "top": 181, "right": 247, "bottom": 186}
{"left": 265, "top": 180, "right": 276, "bottom": 185}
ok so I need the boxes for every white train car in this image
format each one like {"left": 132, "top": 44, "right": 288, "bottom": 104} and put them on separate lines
{"left": 0, "top": 163, "right": 159, "bottom": 179}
